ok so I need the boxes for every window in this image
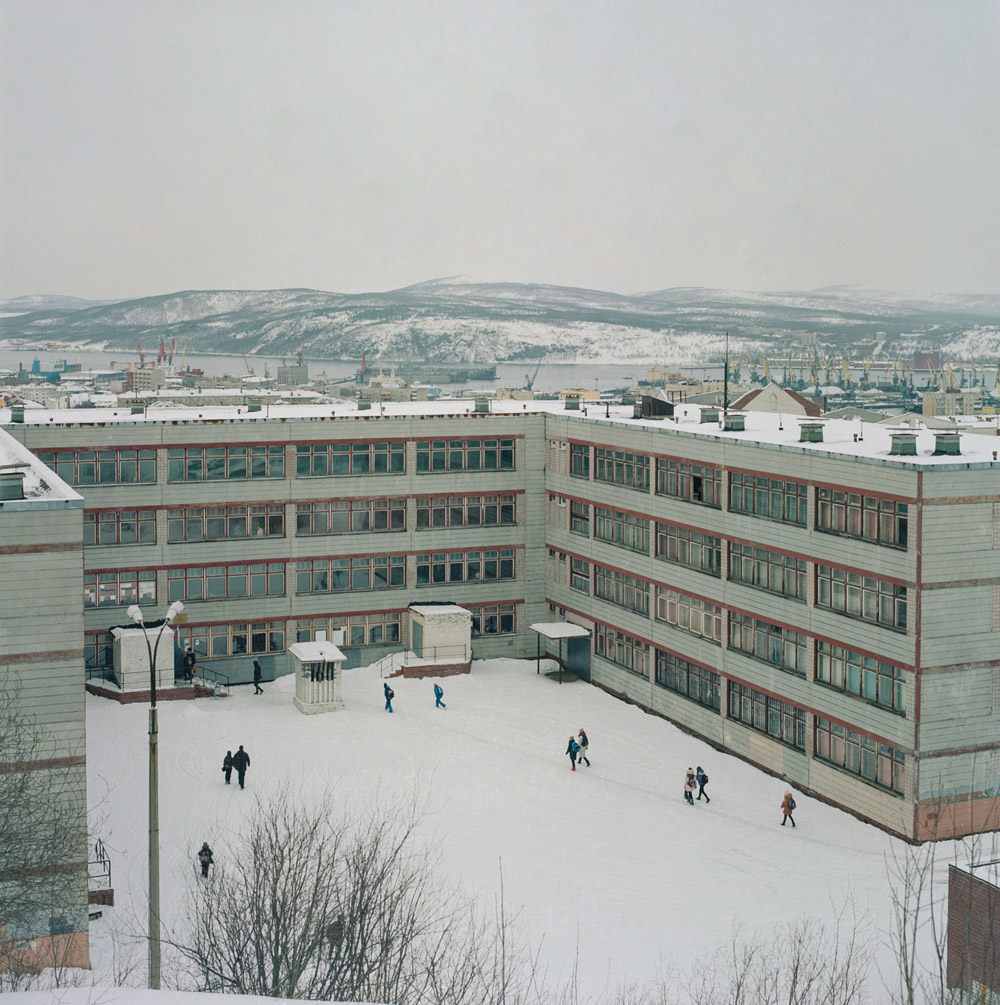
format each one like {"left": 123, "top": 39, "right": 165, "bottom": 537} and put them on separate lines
{"left": 181, "top": 621, "right": 285, "bottom": 659}
{"left": 570, "top": 557, "right": 591, "bottom": 593}
{"left": 594, "top": 565, "right": 650, "bottom": 615}
{"left": 816, "top": 565, "right": 907, "bottom": 630}
{"left": 415, "top": 549, "right": 515, "bottom": 585}
{"left": 654, "top": 523, "right": 721, "bottom": 576}
{"left": 84, "top": 570, "right": 156, "bottom": 608}
{"left": 728, "top": 681, "right": 805, "bottom": 750}
{"left": 296, "top": 498, "right": 405, "bottom": 535}
{"left": 168, "top": 504, "right": 284, "bottom": 543}
{"left": 416, "top": 494, "right": 515, "bottom": 529}
{"left": 595, "top": 624, "right": 649, "bottom": 678}
{"left": 656, "top": 459, "right": 722, "bottom": 507}
{"left": 167, "top": 562, "right": 285, "bottom": 601}
{"left": 570, "top": 443, "right": 590, "bottom": 478}
{"left": 816, "top": 489, "right": 908, "bottom": 549}
{"left": 84, "top": 631, "right": 114, "bottom": 672}
{"left": 594, "top": 506, "right": 650, "bottom": 553}
{"left": 594, "top": 447, "right": 650, "bottom": 491}
{"left": 168, "top": 444, "right": 283, "bottom": 481}
{"left": 728, "top": 612, "right": 807, "bottom": 675}
{"left": 815, "top": 717, "right": 905, "bottom": 793}
{"left": 729, "top": 472, "right": 807, "bottom": 525}
{"left": 295, "top": 440, "right": 405, "bottom": 476}
{"left": 816, "top": 641, "right": 906, "bottom": 714}
{"left": 728, "top": 542, "right": 806, "bottom": 600}
{"left": 654, "top": 650, "right": 721, "bottom": 711}
{"left": 570, "top": 500, "right": 590, "bottom": 536}
{"left": 416, "top": 439, "right": 514, "bottom": 472}
{"left": 470, "top": 603, "right": 517, "bottom": 637}
{"left": 296, "top": 555, "right": 405, "bottom": 593}
{"left": 84, "top": 509, "right": 156, "bottom": 546}
{"left": 38, "top": 448, "right": 156, "bottom": 485}
{"left": 656, "top": 589, "right": 723, "bottom": 644}
{"left": 296, "top": 613, "right": 402, "bottom": 647}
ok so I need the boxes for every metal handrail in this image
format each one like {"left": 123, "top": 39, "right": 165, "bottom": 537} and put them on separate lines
{"left": 194, "top": 665, "right": 230, "bottom": 694}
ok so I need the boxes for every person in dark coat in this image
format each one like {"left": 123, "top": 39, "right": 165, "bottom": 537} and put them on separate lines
{"left": 384, "top": 681, "right": 394, "bottom": 713}
{"left": 182, "top": 647, "right": 196, "bottom": 682}
{"left": 222, "top": 750, "right": 233, "bottom": 785}
{"left": 252, "top": 659, "right": 263, "bottom": 694}
{"left": 231, "top": 745, "right": 250, "bottom": 789}
{"left": 566, "top": 735, "right": 580, "bottom": 771}
{"left": 433, "top": 683, "right": 446, "bottom": 708}
{"left": 781, "top": 791, "right": 796, "bottom": 827}
{"left": 197, "top": 842, "right": 214, "bottom": 878}
{"left": 696, "top": 765, "right": 710, "bottom": 802}
{"left": 577, "top": 728, "right": 591, "bottom": 766}
{"left": 684, "top": 768, "right": 698, "bottom": 805}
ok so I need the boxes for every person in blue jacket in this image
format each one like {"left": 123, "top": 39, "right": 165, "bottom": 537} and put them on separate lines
{"left": 566, "top": 735, "right": 580, "bottom": 771}
{"left": 384, "top": 681, "right": 394, "bottom": 713}
{"left": 433, "top": 683, "right": 446, "bottom": 708}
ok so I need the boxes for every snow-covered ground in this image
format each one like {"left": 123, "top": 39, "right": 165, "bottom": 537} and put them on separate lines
{"left": 82, "top": 659, "right": 917, "bottom": 996}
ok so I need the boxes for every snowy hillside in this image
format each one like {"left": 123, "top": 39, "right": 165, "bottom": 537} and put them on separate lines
{"left": 2, "top": 279, "right": 999, "bottom": 364}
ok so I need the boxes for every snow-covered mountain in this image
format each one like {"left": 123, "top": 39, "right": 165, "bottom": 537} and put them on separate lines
{"left": 2, "top": 279, "right": 999, "bottom": 363}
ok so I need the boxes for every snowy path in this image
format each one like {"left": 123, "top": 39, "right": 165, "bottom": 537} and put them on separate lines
{"left": 87, "top": 658, "right": 901, "bottom": 992}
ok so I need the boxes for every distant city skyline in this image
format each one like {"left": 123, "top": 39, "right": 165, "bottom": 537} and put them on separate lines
{"left": 2, "top": 1, "right": 999, "bottom": 300}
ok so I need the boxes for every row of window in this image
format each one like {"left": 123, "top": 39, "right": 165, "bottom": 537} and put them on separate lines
{"left": 85, "top": 602, "right": 519, "bottom": 668}
{"left": 85, "top": 550, "right": 519, "bottom": 606}
{"left": 40, "top": 438, "right": 518, "bottom": 486}
{"left": 591, "top": 625, "right": 906, "bottom": 794}
{"left": 567, "top": 453, "right": 907, "bottom": 548}
{"left": 87, "top": 495, "right": 519, "bottom": 546}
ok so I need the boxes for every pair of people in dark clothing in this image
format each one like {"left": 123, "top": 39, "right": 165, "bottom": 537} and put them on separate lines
{"left": 182, "top": 647, "right": 196, "bottom": 682}
{"left": 222, "top": 745, "right": 250, "bottom": 788}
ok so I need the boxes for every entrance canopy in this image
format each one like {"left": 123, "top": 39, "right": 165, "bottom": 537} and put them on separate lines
{"left": 529, "top": 622, "right": 590, "bottom": 683}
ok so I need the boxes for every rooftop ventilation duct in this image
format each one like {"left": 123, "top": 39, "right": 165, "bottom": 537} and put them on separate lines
{"left": 889, "top": 431, "right": 918, "bottom": 456}
{"left": 723, "top": 413, "right": 745, "bottom": 432}
{"left": 0, "top": 468, "right": 26, "bottom": 501}
{"left": 700, "top": 408, "right": 719, "bottom": 423}
{"left": 10, "top": 408, "right": 24, "bottom": 423}
{"left": 474, "top": 397, "right": 489, "bottom": 413}
{"left": 933, "top": 431, "right": 961, "bottom": 456}
{"left": 247, "top": 403, "right": 262, "bottom": 413}
{"left": 799, "top": 422, "right": 824, "bottom": 443}
{"left": 130, "top": 406, "right": 144, "bottom": 415}
{"left": 564, "top": 396, "right": 581, "bottom": 411}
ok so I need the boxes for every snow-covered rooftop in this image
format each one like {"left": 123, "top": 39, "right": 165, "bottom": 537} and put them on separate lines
{"left": 0, "top": 425, "right": 82, "bottom": 508}
{"left": 3, "top": 397, "right": 1000, "bottom": 468}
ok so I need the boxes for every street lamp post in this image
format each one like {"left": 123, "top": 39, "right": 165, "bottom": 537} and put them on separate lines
{"left": 128, "top": 600, "right": 184, "bottom": 990}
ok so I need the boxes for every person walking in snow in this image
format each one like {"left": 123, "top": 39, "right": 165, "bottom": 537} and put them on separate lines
{"left": 252, "top": 659, "right": 263, "bottom": 694}
{"left": 182, "top": 647, "right": 196, "bottom": 682}
{"left": 566, "top": 735, "right": 580, "bottom": 771}
{"left": 197, "top": 842, "right": 214, "bottom": 878}
{"left": 231, "top": 745, "right": 250, "bottom": 789}
{"left": 781, "top": 791, "right": 797, "bottom": 827}
{"left": 577, "top": 728, "right": 590, "bottom": 766}
{"left": 433, "top": 683, "right": 446, "bottom": 708}
{"left": 696, "top": 765, "right": 710, "bottom": 802}
{"left": 384, "top": 681, "right": 395, "bottom": 713}
{"left": 222, "top": 750, "right": 233, "bottom": 785}
{"left": 684, "top": 767, "right": 698, "bottom": 805}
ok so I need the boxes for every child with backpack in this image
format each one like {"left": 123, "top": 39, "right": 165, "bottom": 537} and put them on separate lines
{"left": 696, "top": 765, "right": 709, "bottom": 802}
{"left": 781, "top": 791, "right": 797, "bottom": 827}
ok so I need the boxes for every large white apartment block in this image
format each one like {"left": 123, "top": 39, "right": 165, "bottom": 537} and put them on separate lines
{"left": 3, "top": 399, "right": 1000, "bottom": 843}
{"left": 0, "top": 427, "right": 89, "bottom": 969}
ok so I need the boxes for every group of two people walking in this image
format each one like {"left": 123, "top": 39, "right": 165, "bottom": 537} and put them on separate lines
{"left": 683, "top": 766, "right": 710, "bottom": 804}
{"left": 384, "top": 681, "right": 445, "bottom": 712}
{"left": 221, "top": 745, "right": 250, "bottom": 788}
{"left": 565, "top": 729, "right": 590, "bottom": 770}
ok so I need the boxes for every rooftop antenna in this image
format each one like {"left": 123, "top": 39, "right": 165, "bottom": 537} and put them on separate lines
{"left": 723, "top": 332, "right": 730, "bottom": 418}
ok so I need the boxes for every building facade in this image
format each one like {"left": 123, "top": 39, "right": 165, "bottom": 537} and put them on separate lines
{"left": 4, "top": 400, "right": 1000, "bottom": 842}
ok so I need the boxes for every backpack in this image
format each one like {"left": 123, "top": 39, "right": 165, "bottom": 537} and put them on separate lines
{"left": 700, "top": 773, "right": 708, "bottom": 784}
{"left": 788, "top": 798, "right": 796, "bottom": 811}
{"left": 387, "top": 688, "right": 395, "bottom": 700}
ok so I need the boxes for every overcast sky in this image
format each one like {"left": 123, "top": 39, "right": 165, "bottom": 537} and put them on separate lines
{"left": 2, "top": 1, "right": 999, "bottom": 301}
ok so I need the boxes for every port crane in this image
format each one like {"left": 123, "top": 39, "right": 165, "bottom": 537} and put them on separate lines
{"left": 524, "top": 354, "right": 544, "bottom": 391}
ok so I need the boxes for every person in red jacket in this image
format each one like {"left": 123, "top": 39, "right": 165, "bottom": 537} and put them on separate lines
{"left": 781, "top": 791, "right": 797, "bottom": 827}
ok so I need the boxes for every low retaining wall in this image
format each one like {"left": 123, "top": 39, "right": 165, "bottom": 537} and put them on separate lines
{"left": 86, "top": 682, "right": 218, "bottom": 703}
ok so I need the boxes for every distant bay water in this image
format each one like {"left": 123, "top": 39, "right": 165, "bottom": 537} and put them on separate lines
{"left": 0, "top": 345, "right": 668, "bottom": 394}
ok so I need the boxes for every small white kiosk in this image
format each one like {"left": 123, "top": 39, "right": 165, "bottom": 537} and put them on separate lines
{"left": 290, "top": 639, "right": 346, "bottom": 714}
{"left": 111, "top": 624, "right": 176, "bottom": 692}
{"left": 409, "top": 604, "right": 473, "bottom": 663}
